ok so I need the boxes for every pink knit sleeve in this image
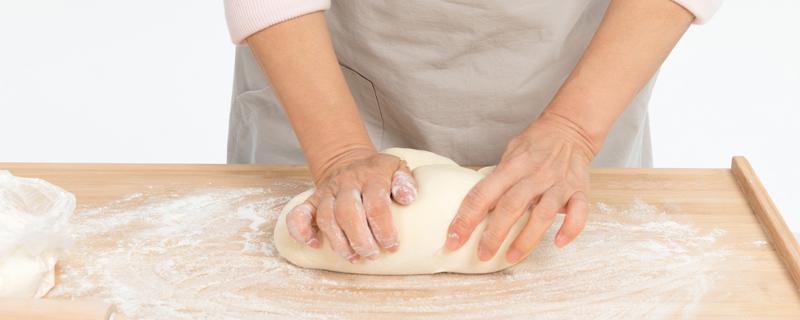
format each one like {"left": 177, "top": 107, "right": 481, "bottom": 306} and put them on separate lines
{"left": 671, "top": 0, "right": 723, "bottom": 24}
{"left": 224, "top": 0, "right": 331, "bottom": 44}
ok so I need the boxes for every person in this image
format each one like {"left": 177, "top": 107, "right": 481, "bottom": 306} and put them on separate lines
{"left": 223, "top": 0, "right": 721, "bottom": 263}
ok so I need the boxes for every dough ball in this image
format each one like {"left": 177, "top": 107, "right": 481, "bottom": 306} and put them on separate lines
{"left": 274, "top": 149, "right": 528, "bottom": 275}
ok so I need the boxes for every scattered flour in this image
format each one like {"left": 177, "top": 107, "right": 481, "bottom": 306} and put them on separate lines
{"left": 48, "top": 186, "right": 727, "bottom": 319}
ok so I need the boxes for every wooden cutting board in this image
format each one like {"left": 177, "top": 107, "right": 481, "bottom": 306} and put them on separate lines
{"left": 1, "top": 157, "right": 798, "bottom": 319}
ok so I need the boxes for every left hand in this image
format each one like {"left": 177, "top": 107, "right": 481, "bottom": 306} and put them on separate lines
{"left": 444, "top": 111, "right": 598, "bottom": 263}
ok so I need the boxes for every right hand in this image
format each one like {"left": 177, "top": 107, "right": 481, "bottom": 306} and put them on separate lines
{"left": 284, "top": 148, "right": 418, "bottom": 262}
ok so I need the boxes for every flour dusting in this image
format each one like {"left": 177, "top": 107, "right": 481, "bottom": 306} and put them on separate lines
{"left": 48, "top": 186, "right": 727, "bottom": 319}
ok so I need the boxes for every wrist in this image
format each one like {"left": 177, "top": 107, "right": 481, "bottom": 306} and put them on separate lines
{"left": 546, "top": 97, "right": 610, "bottom": 143}
{"left": 531, "top": 111, "right": 600, "bottom": 161}
{"left": 309, "top": 143, "right": 376, "bottom": 184}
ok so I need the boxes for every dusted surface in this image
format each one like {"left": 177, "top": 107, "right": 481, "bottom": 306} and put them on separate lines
{"left": 0, "top": 163, "right": 797, "bottom": 318}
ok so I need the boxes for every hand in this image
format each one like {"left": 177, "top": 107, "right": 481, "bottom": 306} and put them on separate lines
{"left": 445, "top": 112, "right": 597, "bottom": 263}
{"left": 284, "top": 148, "right": 418, "bottom": 262}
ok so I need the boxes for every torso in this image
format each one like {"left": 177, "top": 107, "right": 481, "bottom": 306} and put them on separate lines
{"left": 228, "top": 0, "right": 655, "bottom": 167}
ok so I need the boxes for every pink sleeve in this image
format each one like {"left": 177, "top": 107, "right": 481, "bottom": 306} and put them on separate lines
{"left": 224, "top": 0, "right": 331, "bottom": 44}
{"left": 671, "top": 0, "right": 724, "bottom": 24}
{"left": 224, "top": 0, "right": 721, "bottom": 45}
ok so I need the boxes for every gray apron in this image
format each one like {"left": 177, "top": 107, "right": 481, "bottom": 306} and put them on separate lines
{"left": 228, "top": 0, "right": 655, "bottom": 167}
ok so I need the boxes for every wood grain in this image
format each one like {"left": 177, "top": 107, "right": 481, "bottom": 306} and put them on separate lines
{"left": 0, "top": 299, "right": 115, "bottom": 320}
{"left": 1, "top": 160, "right": 799, "bottom": 318}
{"left": 731, "top": 156, "right": 800, "bottom": 291}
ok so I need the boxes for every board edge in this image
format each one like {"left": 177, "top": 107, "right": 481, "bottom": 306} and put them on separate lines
{"left": 731, "top": 156, "right": 800, "bottom": 291}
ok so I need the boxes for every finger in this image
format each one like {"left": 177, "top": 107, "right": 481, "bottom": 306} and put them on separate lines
{"left": 555, "top": 191, "right": 589, "bottom": 248}
{"left": 316, "top": 194, "right": 358, "bottom": 262}
{"left": 477, "top": 178, "right": 548, "bottom": 261}
{"left": 446, "top": 169, "right": 516, "bottom": 250}
{"left": 363, "top": 180, "right": 399, "bottom": 251}
{"left": 505, "top": 187, "right": 564, "bottom": 263}
{"left": 285, "top": 191, "right": 322, "bottom": 248}
{"left": 335, "top": 188, "right": 380, "bottom": 259}
{"left": 390, "top": 161, "right": 417, "bottom": 205}
{"left": 530, "top": 195, "right": 567, "bottom": 213}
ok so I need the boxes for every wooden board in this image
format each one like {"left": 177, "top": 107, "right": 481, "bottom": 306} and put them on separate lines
{"left": 1, "top": 158, "right": 799, "bottom": 318}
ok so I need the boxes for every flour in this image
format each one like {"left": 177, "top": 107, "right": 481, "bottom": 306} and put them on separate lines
{"left": 48, "top": 186, "right": 727, "bottom": 319}
{"left": 0, "top": 170, "right": 74, "bottom": 298}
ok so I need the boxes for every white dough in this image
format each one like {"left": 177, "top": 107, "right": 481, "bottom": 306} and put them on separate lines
{"left": 274, "top": 148, "right": 529, "bottom": 275}
{"left": 0, "top": 251, "right": 57, "bottom": 298}
{"left": 0, "top": 171, "right": 73, "bottom": 298}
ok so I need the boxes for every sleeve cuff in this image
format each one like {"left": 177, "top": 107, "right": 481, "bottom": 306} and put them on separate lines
{"left": 671, "top": 0, "right": 724, "bottom": 24}
{"left": 224, "top": 0, "right": 331, "bottom": 45}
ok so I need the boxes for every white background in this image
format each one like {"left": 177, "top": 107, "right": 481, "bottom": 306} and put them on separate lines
{"left": 1, "top": 1, "right": 798, "bottom": 231}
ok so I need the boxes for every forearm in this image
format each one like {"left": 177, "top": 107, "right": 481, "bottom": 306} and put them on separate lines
{"left": 544, "top": 0, "right": 694, "bottom": 153}
{"left": 246, "top": 11, "right": 374, "bottom": 181}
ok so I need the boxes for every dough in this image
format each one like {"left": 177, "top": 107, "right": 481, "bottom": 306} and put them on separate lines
{"left": 0, "top": 252, "right": 57, "bottom": 298}
{"left": 0, "top": 171, "right": 73, "bottom": 298}
{"left": 274, "top": 148, "right": 529, "bottom": 274}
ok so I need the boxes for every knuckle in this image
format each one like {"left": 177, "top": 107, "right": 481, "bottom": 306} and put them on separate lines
{"left": 450, "top": 214, "right": 474, "bottom": 233}
{"left": 327, "top": 230, "right": 348, "bottom": 248}
{"left": 334, "top": 211, "right": 354, "bottom": 230}
{"left": 286, "top": 216, "right": 309, "bottom": 234}
{"left": 305, "top": 192, "right": 322, "bottom": 207}
{"left": 367, "top": 211, "right": 390, "bottom": 232}
{"left": 315, "top": 210, "right": 334, "bottom": 228}
{"left": 365, "top": 201, "right": 389, "bottom": 220}
{"left": 314, "top": 212, "right": 329, "bottom": 226}
{"left": 496, "top": 198, "right": 524, "bottom": 215}
{"left": 285, "top": 210, "right": 302, "bottom": 223}
{"left": 572, "top": 191, "right": 589, "bottom": 203}
{"left": 369, "top": 223, "right": 390, "bottom": 240}
{"left": 480, "top": 228, "right": 503, "bottom": 248}
{"left": 467, "top": 185, "right": 487, "bottom": 202}
{"left": 533, "top": 207, "right": 557, "bottom": 221}
{"left": 364, "top": 209, "right": 381, "bottom": 222}
{"left": 463, "top": 188, "right": 489, "bottom": 211}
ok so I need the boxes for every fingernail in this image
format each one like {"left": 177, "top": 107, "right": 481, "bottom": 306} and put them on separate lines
{"left": 506, "top": 249, "right": 522, "bottom": 263}
{"left": 365, "top": 251, "right": 380, "bottom": 260}
{"left": 478, "top": 246, "right": 493, "bottom": 261}
{"left": 391, "top": 172, "right": 417, "bottom": 205}
{"left": 305, "top": 238, "right": 320, "bottom": 248}
{"left": 381, "top": 238, "right": 398, "bottom": 251}
{"left": 346, "top": 253, "right": 360, "bottom": 263}
{"left": 445, "top": 232, "right": 460, "bottom": 250}
{"left": 385, "top": 242, "right": 399, "bottom": 252}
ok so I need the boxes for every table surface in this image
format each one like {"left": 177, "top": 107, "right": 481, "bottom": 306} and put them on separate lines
{"left": 2, "top": 163, "right": 799, "bottom": 319}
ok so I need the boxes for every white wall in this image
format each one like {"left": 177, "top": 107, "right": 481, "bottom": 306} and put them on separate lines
{"left": 650, "top": 1, "right": 800, "bottom": 231}
{"left": 0, "top": 0, "right": 233, "bottom": 163}
{"left": 1, "top": 1, "right": 798, "bottom": 230}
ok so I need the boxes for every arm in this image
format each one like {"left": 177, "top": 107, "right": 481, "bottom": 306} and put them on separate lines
{"left": 447, "top": 0, "right": 695, "bottom": 262}
{"left": 245, "top": 12, "right": 418, "bottom": 261}
{"left": 246, "top": 12, "right": 374, "bottom": 182}
{"left": 545, "top": 0, "right": 695, "bottom": 152}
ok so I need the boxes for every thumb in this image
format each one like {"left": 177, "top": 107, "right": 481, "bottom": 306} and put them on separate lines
{"left": 390, "top": 160, "right": 418, "bottom": 206}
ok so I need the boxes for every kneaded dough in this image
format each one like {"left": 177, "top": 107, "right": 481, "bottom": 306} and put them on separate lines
{"left": 274, "top": 148, "right": 529, "bottom": 275}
